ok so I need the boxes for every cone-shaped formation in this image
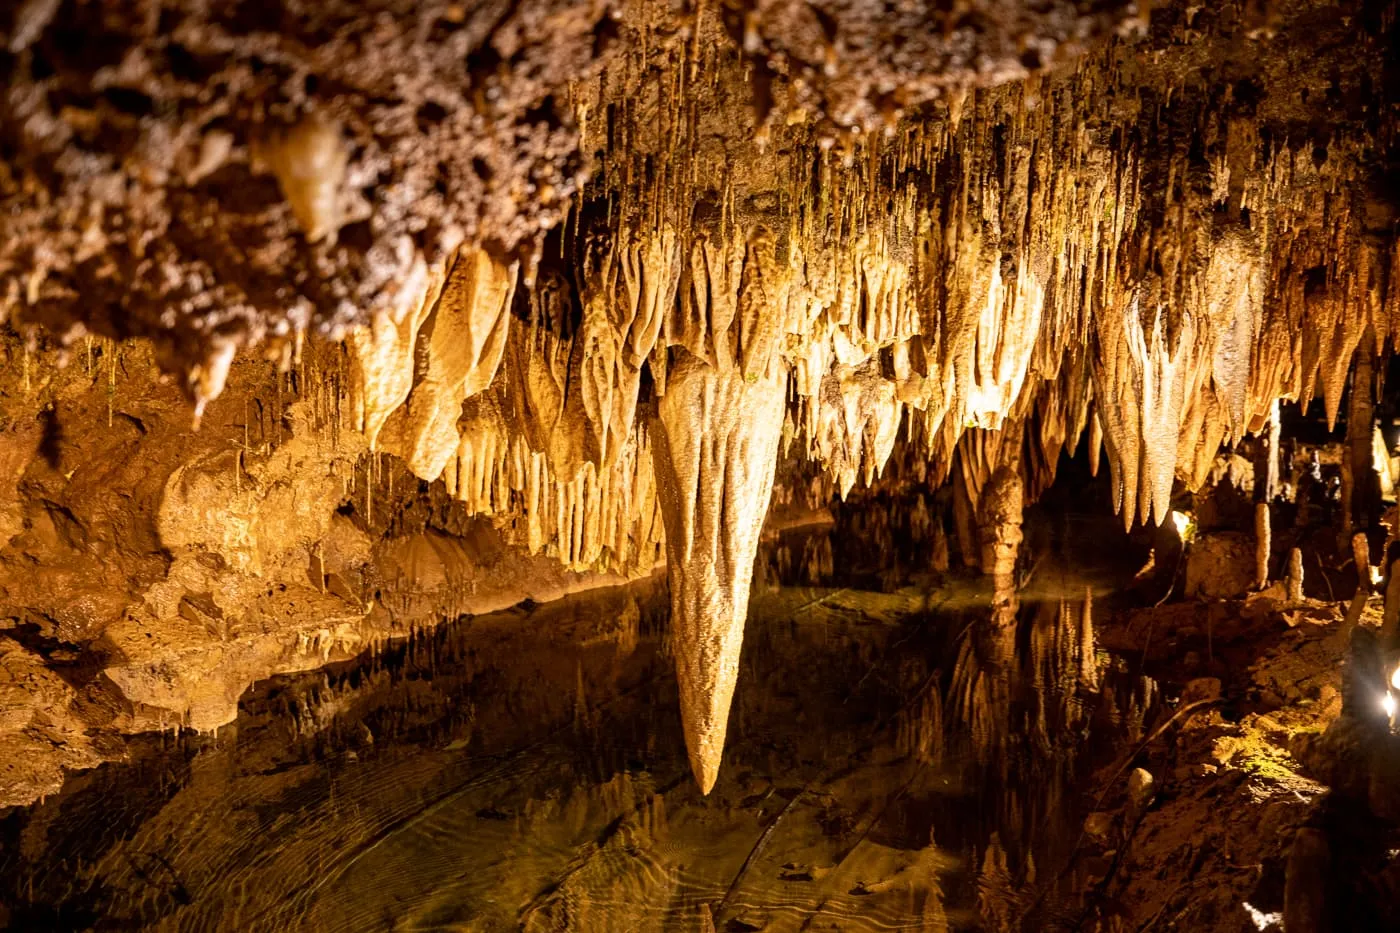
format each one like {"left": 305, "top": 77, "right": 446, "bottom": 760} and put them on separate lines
{"left": 350, "top": 246, "right": 519, "bottom": 474}
{"left": 652, "top": 354, "right": 787, "bottom": 792}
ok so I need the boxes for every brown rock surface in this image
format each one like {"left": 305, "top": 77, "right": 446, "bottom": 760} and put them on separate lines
{"left": 1186, "top": 532, "right": 1258, "bottom": 600}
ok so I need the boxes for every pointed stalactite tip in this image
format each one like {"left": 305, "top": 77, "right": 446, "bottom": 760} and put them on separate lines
{"left": 692, "top": 751, "right": 720, "bottom": 796}
{"left": 681, "top": 696, "right": 727, "bottom": 795}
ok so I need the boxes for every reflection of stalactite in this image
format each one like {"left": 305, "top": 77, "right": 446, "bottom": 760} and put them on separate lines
{"left": 900, "top": 671, "right": 946, "bottom": 767}
{"left": 1078, "top": 588, "right": 1098, "bottom": 693}
{"left": 943, "top": 571, "right": 1117, "bottom": 863}
{"left": 1123, "top": 676, "right": 1158, "bottom": 744}
{"left": 930, "top": 515, "right": 950, "bottom": 573}
{"left": 801, "top": 534, "right": 834, "bottom": 585}
{"left": 929, "top": 564, "right": 1165, "bottom": 931}
{"left": 914, "top": 844, "right": 951, "bottom": 931}
{"left": 978, "top": 833, "right": 1017, "bottom": 933}
{"left": 948, "top": 622, "right": 1015, "bottom": 769}
{"left": 1101, "top": 688, "right": 1121, "bottom": 732}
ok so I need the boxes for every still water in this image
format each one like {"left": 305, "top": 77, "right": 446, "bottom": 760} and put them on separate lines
{"left": 0, "top": 565, "right": 1152, "bottom": 931}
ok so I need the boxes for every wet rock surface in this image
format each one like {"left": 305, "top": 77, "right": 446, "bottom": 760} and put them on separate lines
{"left": 1086, "top": 582, "right": 1400, "bottom": 931}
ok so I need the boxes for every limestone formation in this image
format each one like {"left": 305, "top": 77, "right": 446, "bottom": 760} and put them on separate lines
{"left": 979, "top": 466, "right": 1025, "bottom": 583}
{"left": 1256, "top": 503, "right": 1271, "bottom": 591}
{"left": 1, "top": 0, "right": 1399, "bottom": 801}
{"left": 1289, "top": 548, "right": 1307, "bottom": 604}
{"left": 1354, "top": 531, "right": 1374, "bottom": 593}
{"left": 651, "top": 353, "right": 787, "bottom": 792}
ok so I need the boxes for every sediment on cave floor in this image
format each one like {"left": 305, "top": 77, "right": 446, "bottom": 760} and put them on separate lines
{"left": 4, "top": 0, "right": 1400, "bottom": 930}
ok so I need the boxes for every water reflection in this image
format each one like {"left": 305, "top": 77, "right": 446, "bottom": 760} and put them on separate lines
{"left": 1, "top": 567, "right": 1154, "bottom": 932}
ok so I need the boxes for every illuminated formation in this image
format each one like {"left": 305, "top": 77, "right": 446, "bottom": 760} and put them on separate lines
{"left": 1, "top": 0, "right": 1398, "bottom": 803}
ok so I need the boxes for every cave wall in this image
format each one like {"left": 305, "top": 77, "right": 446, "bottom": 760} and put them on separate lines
{"left": 0, "top": 337, "right": 636, "bottom": 806}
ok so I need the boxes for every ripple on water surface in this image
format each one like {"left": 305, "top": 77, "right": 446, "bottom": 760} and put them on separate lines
{"left": 0, "top": 576, "right": 1147, "bottom": 932}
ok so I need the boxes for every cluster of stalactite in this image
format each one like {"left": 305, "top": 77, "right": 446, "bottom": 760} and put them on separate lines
{"left": 0, "top": 0, "right": 1384, "bottom": 798}
{"left": 314, "top": 3, "right": 1398, "bottom": 789}
{"left": 349, "top": 15, "right": 1395, "bottom": 561}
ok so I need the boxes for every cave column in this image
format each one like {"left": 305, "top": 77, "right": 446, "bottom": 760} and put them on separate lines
{"left": 979, "top": 463, "right": 1024, "bottom": 629}
{"left": 1342, "top": 326, "right": 1379, "bottom": 541}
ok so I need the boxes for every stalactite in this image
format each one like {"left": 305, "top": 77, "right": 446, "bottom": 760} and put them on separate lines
{"left": 379, "top": 247, "right": 519, "bottom": 480}
{"left": 255, "top": 115, "right": 349, "bottom": 245}
{"left": 650, "top": 351, "right": 787, "bottom": 793}
{"left": 1079, "top": 588, "right": 1098, "bottom": 693}
{"left": 347, "top": 257, "right": 445, "bottom": 449}
{"left": 1343, "top": 325, "right": 1379, "bottom": 536}
{"left": 318, "top": 23, "right": 1395, "bottom": 602}
{"left": 1091, "top": 291, "right": 1208, "bottom": 530}
{"left": 1264, "top": 399, "right": 1281, "bottom": 504}
{"left": 1087, "top": 410, "right": 1103, "bottom": 479}
{"left": 188, "top": 338, "right": 237, "bottom": 424}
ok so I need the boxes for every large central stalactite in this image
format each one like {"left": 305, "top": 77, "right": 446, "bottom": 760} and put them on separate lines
{"left": 1, "top": 0, "right": 1399, "bottom": 801}
{"left": 652, "top": 350, "right": 786, "bottom": 792}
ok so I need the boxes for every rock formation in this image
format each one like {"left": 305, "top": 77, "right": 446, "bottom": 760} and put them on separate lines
{"left": 653, "top": 350, "right": 786, "bottom": 791}
{"left": 1, "top": 0, "right": 1399, "bottom": 800}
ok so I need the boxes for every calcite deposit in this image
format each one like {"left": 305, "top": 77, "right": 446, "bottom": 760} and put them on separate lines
{"left": 2, "top": 0, "right": 1400, "bottom": 807}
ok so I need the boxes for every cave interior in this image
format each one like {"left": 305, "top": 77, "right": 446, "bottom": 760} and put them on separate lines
{"left": 2, "top": 0, "right": 1400, "bottom": 930}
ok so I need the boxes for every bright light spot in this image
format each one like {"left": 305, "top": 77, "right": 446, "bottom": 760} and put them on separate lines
{"left": 1373, "top": 565, "right": 1386, "bottom": 585}
{"left": 1391, "top": 666, "right": 1400, "bottom": 692}
{"left": 1384, "top": 693, "right": 1396, "bottom": 719}
{"left": 1243, "top": 902, "right": 1282, "bottom": 930}
{"left": 1170, "top": 510, "right": 1192, "bottom": 540}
